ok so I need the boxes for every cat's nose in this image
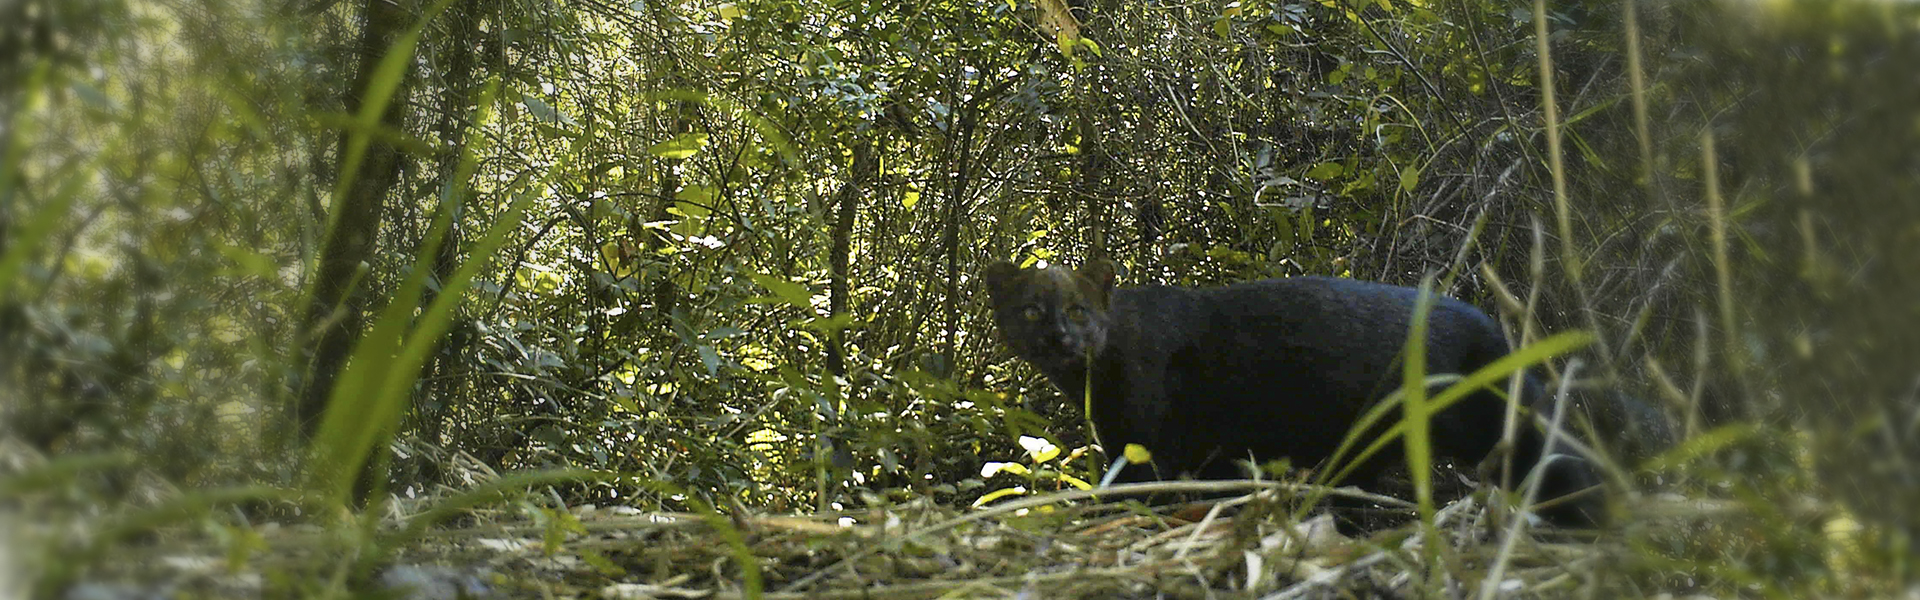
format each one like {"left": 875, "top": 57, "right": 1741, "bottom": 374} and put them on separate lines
{"left": 1048, "top": 334, "right": 1074, "bottom": 351}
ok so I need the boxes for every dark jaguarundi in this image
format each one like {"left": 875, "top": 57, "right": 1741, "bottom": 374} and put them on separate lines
{"left": 983, "top": 259, "right": 1612, "bottom": 526}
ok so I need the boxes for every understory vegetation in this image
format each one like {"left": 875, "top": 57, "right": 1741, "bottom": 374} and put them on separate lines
{"left": 2, "top": 0, "right": 1914, "bottom": 597}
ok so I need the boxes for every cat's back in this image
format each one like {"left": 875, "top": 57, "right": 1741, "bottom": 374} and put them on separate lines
{"left": 1107, "top": 275, "right": 1503, "bottom": 356}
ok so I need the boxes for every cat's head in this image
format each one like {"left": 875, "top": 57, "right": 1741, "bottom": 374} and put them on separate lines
{"left": 981, "top": 259, "right": 1118, "bottom": 376}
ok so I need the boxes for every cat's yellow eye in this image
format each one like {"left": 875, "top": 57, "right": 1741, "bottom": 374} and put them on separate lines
{"left": 1066, "top": 306, "right": 1088, "bottom": 322}
{"left": 1022, "top": 306, "right": 1043, "bottom": 321}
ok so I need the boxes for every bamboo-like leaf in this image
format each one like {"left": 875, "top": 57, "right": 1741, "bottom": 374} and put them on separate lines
{"left": 646, "top": 89, "right": 799, "bottom": 167}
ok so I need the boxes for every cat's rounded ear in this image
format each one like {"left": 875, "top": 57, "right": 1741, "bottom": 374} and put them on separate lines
{"left": 1081, "top": 258, "right": 1118, "bottom": 292}
{"left": 982, "top": 261, "right": 1022, "bottom": 299}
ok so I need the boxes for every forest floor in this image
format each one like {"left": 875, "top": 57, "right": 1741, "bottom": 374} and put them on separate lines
{"left": 44, "top": 479, "right": 1690, "bottom": 600}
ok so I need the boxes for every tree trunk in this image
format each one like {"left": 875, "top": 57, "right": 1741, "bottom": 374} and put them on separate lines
{"left": 296, "top": 0, "right": 417, "bottom": 442}
{"left": 826, "top": 141, "right": 873, "bottom": 377}
{"left": 941, "top": 110, "right": 978, "bottom": 360}
{"left": 414, "top": 0, "right": 485, "bottom": 486}
{"left": 1077, "top": 106, "right": 1109, "bottom": 262}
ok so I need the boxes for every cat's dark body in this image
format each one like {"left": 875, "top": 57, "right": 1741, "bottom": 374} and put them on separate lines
{"left": 983, "top": 260, "right": 1601, "bottom": 525}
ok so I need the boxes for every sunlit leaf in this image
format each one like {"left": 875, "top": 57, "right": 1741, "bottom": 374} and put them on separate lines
{"left": 746, "top": 272, "right": 813, "bottom": 309}
{"left": 970, "top": 486, "right": 1028, "bottom": 507}
{"left": 217, "top": 244, "right": 279, "bottom": 279}
{"left": 674, "top": 185, "right": 715, "bottom": 216}
{"left": 1034, "top": 0, "right": 1080, "bottom": 46}
{"left": 1018, "top": 436, "right": 1060, "bottom": 463}
{"left": 648, "top": 132, "right": 709, "bottom": 159}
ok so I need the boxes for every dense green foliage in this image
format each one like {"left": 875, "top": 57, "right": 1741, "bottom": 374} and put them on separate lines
{"left": 3, "top": 0, "right": 1915, "bottom": 595}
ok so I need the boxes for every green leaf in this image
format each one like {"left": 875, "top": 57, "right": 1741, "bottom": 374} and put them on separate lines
{"left": 648, "top": 132, "right": 709, "bottom": 159}
{"left": 217, "top": 244, "right": 279, "bottom": 279}
{"left": 1305, "top": 162, "right": 1345, "bottom": 180}
{"left": 801, "top": 313, "right": 857, "bottom": 334}
{"left": 674, "top": 185, "right": 715, "bottom": 216}
{"left": 746, "top": 272, "right": 813, "bottom": 309}
{"left": 1398, "top": 164, "right": 1421, "bottom": 193}
{"left": 697, "top": 345, "right": 721, "bottom": 376}
{"left": 70, "top": 80, "right": 116, "bottom": 112}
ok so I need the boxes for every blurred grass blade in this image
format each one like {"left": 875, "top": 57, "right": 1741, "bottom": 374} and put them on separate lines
{"left": 0, "top": 452, "right": 136, "bottom": 497}
{"left": 1322, "top": 330, "right": 1595, "bottom": 487}
{"left": 1638, "top": 422, "right": 1762, "bottom": 474}
{"left": 1401, "top": 277, "right": 1438, "bottom": 531}
{"left": 37, "top": 485, "right": 301, "bottom": 592}
{"left": 304, "top": 77, "right": 521, "bottom": 505}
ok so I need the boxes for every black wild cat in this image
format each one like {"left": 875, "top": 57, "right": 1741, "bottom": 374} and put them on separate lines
{"left": 982, "top": 259, "right": 1602, "bottom": 525}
